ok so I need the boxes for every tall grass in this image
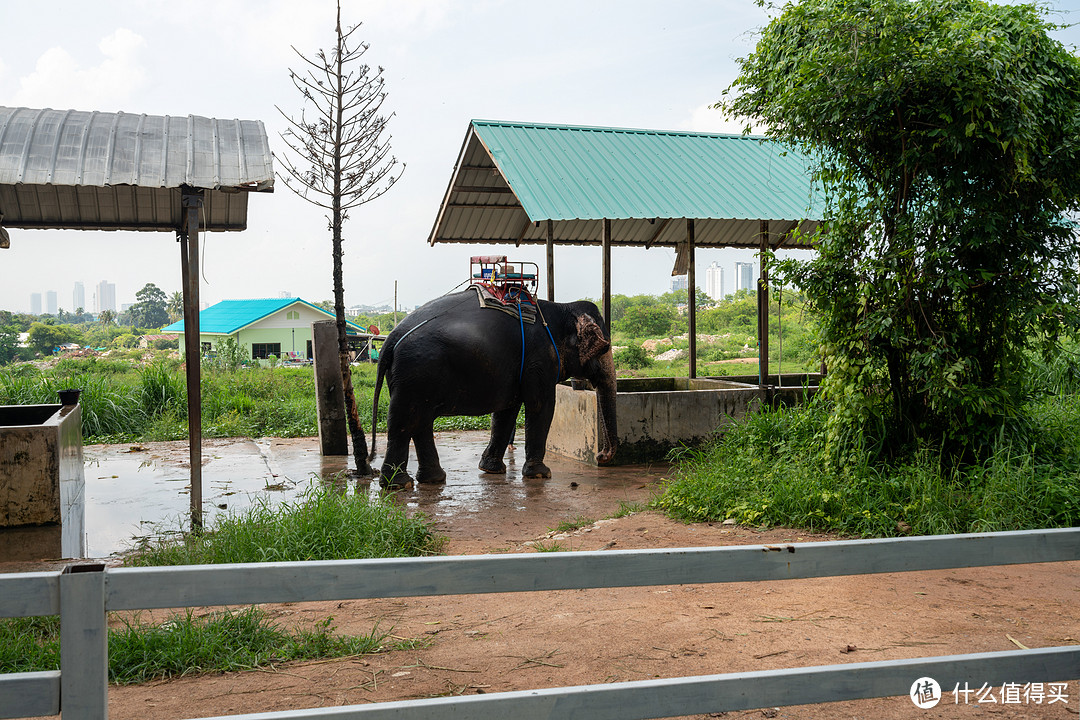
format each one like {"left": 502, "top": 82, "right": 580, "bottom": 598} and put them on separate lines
{"left": 124, "top": 481, "right": 443, "bottom": 565}
{"left": 0, "top": 359, "right": 496, "bottom": 442}
{"left": 654, "top": 392, "right": 1080, "bottom": 536}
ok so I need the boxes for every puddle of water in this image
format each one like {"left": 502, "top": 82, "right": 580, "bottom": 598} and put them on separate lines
{"left": 79, "top": 432, "right": 669, "bottom": 558}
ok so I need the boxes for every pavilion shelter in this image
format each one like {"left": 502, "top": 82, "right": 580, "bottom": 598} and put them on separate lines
{"left": 429, "top": 119, "right": 823, "bottom": 384}
{"left": 0, "top": 106, "right": 274, "bottom": 529}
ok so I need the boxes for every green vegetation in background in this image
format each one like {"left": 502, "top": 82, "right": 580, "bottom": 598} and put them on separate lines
{"left": 609, "top": 288, "right": 820, "bottom": 377}
{"left": 0, "top": 607, "right": 413, "bottom": 682}
{"left": 0, "top": 359, "right": 497, "bottom": 443}
{"left": 654, "top": 346, "right": 1080, "bottom": 537}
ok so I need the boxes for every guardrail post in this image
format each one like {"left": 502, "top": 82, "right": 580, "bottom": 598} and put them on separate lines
{"left": 61, "top": 563, "right": 107, "bottom": 720}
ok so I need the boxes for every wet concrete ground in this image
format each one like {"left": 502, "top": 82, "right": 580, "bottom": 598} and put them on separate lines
{"left": 80, "top": 432, "right": 672, "bottom": 558}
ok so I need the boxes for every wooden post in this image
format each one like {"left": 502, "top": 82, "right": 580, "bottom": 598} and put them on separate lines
{"left": 758, "top": 219, "right": 769, "bottom": 389}
{"left": 602, "top": 218, "right": 612, "bottom": 336}
{"left": 546, "top": 219, "right": 555, "bottom": 301}
{"left": 687, "top": 218, "right": 697, "bottom": 380}
{"left": 180, "top": 189, "right": 203, "bottom": 530}
{"left": 313, "top": 319, "right": 348, "bottom": 455}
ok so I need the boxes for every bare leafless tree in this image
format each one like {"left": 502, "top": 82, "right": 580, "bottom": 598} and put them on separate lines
{"left": 277, "top": 0, "right": 403, "bottom": 476}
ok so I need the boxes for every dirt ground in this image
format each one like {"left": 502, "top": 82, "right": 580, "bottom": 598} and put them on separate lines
{"left": 83, "top": 461, "right": 1079, "bottom": 720}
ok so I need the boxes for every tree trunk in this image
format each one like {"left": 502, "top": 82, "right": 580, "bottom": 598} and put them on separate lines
{"left": 332, "top": 5, "right": 371, "bottom": 477}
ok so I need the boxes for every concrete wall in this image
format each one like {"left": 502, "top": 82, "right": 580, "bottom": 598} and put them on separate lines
{"left": 0, "top": 404, "right": 85, "bottom": 560}
{"left": 548, "top": 376, "right": 819, "bottom": 465}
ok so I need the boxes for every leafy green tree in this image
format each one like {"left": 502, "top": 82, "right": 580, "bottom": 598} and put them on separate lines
{"left": 723, "top": 0, "right": 1080, "bottom": 462}
{"left": 0, "top": 311, "right": 34, "bottom": 333}
{"left": 129, "top": 283, "right": 170, "bottom": 329}
{"left": 27, "top": 322, "right": 82, "bottom": 356}
{"left": 167, "top": 292, "right": 184, "bottom": 323}
{"left": 0, "top": 326, "right": 19, "bottom": 365}
{"left": 98, "top": 309, "right": 117, "bottom": 327}
{"left": 615, "top": 303, "right": 678, "bottom": 338}
{"left": 698, "top": 290, "right": 757, "bottom": 333}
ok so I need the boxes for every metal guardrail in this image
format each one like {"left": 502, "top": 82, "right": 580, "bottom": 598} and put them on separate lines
{"left": 2, "top": 528, "right": 1080, "bottom": 719}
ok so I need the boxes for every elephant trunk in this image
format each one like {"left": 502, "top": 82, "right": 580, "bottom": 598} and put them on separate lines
{"left": 593, "top": 349, "right": 618, "bottom": 465}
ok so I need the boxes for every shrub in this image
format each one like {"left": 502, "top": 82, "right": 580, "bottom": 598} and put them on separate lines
{"left": 614, "top": 345, "right": 651, "bottom": 370}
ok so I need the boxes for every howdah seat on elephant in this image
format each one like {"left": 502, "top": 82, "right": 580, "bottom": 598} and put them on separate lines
{"left": 369, "top": 281, "right": 617, "bottom": 486}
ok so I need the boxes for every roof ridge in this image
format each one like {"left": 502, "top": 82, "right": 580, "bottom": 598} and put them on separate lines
{"left": 471, "top": 118, "right": 766, "bottom": 141}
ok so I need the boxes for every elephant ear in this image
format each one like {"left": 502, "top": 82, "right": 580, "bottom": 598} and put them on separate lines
{"left": 575, "top": 314, "right": 610, "bottom": 365}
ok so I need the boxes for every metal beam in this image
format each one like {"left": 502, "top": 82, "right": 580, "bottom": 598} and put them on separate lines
{"left": 104, "top": 528, "right": 1080, "bottom": 609}
{"left": 180, "top": 188, "right": 204, "bottom": 530}
{"left": 176, "top": 648, "right": 1080, "bottom": 720}
{"left": 601, "top": 219, "right": 612, "bottom": 336}
{"left": 687, "top": 218, "right": 697, "bottom": 380}
{"left": 452, "top": 185, "right": 515, "bottom": 194}
{"left": 758, "top": 219, "right": 769, "bottom": 389}
{"left": 546, "top": 219, "right": 555, "bottom": 301}
{"left": 59, "top": 564, "right": 106, "bottom": 720}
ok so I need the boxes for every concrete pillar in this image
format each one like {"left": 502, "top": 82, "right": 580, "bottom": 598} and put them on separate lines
{"left": 312, "top": 320, "right": 348, "bottom": 455}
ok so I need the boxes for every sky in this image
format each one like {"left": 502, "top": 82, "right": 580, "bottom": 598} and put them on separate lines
{"left": 1, "top": 0, "right": 1078, "bottom": 315}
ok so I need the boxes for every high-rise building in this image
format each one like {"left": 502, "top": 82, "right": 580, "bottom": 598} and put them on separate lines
{"left": 73, "top": 282, "right": 85, "bottom": 312}
{"left": 30, "top": 293, "right": 42, "bottom": 315}
{"left": 735, "top": 262, "right": 756, "bottom": 293}
{"left": 670, "top": 275, "right": 688, "bottom": 293}
{"left": 705, "top": 262, "right": 724, "bottom": 300}
{"left": 96, "top": 281, "right": 117, "bottom": 313}
{"left": 46, "top": 291, "right": 58, "bottom": 315}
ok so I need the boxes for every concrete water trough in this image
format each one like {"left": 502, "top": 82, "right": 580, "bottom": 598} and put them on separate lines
{"left": 0, "top": 402, "right": 86, "bottom": 561}
{"left": 548, "top": 374, "right": 821, "bottom": 465}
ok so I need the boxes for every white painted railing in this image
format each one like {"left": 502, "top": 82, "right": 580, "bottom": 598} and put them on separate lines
{"left": 2, "top": 528, "right": 1080, "bottom": 719}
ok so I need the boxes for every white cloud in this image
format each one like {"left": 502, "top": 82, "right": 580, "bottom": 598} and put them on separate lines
{"left": 14, "top": 28, "right": 147, "bottom": 112}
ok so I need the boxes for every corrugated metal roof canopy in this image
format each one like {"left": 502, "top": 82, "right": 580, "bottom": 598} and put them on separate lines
{"left": 429, "top": 120, "right": 823, "bottom": 249}
{"left": 0, "top": 106, "right": 274, "bottom": 232}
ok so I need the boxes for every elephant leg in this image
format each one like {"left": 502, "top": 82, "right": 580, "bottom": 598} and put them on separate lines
{"left": 521, "top": 395, "right": 555, "bottom": 479}
{"left": 380, "top": 398, "right": 415, "bottom": 486}
{"left": 413, "top": 422, "right": 447, "bottom": 484}
{"left": 479, "top": 406, "right": 519, "bottom": 474}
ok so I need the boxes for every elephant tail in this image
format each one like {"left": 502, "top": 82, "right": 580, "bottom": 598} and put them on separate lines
{"left": 369, "top": 346, "right": 388, "bottom": 462}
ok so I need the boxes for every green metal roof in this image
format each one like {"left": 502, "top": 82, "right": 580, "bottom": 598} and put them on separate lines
{"left": 429, "top": 120, "right": 823, "bottom": 249}
{"left": 163, "top": 298, "right": 363, "bottom": 335}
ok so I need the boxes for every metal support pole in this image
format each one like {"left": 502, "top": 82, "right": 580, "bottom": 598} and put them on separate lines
{"left": 546, "top": 219, "right": 555, "bottom": 301}
{"left": 60, "top": 563, "right": 107, "bottom": 720}
{"left": 602, "top": 218, "right": 612, "bottom": 336}
{"left": 180, "top": 189, "right": 204, "bottom": 530}
{"left": 687, "top": 218, "right": 697, "bottom": 380}
{"left": 758, "top": 219, "right": 769, "bottom": 389}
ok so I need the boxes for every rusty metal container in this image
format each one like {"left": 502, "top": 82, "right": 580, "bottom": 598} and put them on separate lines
{"left": 0, "top": 403, "right": 86, "bottom": 561}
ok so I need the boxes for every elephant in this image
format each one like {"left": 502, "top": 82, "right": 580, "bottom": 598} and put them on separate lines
{"left": 369, "top": 289, "right": 617, "bottom": 485}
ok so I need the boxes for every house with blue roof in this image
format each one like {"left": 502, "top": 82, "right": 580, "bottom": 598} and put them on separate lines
{"left": 162, "top": 298, "right": 367, "bottom": 362}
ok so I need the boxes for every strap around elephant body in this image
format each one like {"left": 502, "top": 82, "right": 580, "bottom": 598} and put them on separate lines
{"left": 392, "top": 318, "right": 430, "bottom": 349}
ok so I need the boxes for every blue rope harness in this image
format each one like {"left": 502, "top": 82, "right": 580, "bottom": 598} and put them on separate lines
{"left": 509, "top": 289, "right": 561, "bottom": 386}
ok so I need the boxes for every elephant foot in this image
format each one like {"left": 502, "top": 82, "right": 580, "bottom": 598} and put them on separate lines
{"left": 416, "top": 466, "right": 447, "bottom": 484}
{"left": 478, "top": 455, "right": 507, "bottom": 474}
{"left": 380, "top": 464, "right": 414, "bottom": 487}
{"left": 522, "top": 460, "right": 551, "bottom": 478}
{"left": 352, "top": 460, "right": 376, "bottom": 479}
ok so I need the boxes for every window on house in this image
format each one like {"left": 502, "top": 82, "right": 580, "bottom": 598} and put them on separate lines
{"left": 287, "top": 311, "right": 300, "bottom": 320}
{"left": 251, "top": 343, "right": 281, "bottom": 360}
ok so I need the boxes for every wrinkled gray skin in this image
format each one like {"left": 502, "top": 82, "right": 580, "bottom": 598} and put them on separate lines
{"left": 369, "top": 290, "right": 617, "bottom": 485}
